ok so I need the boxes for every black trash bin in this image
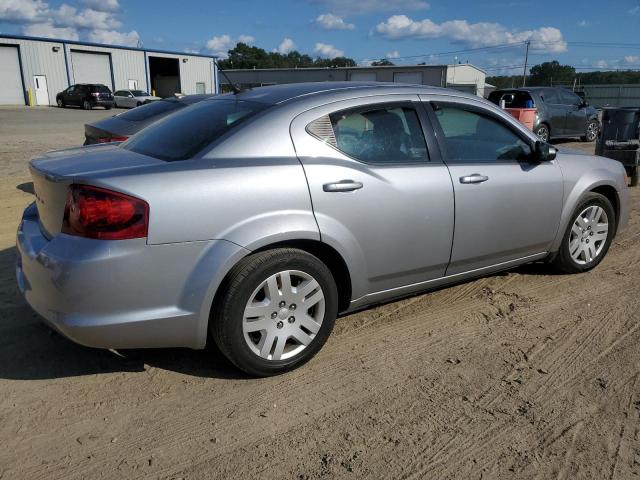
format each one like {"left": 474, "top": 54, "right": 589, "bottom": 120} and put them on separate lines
{"left": 596, "top": 107, "right": 640, "bottom": 186}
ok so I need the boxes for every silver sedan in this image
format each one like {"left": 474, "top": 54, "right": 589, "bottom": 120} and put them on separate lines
{"left": 113, "top": 89, "right": 160, "bottom": 108}
{"left": 16, "top": 83, "right": 630, "bottom": 376}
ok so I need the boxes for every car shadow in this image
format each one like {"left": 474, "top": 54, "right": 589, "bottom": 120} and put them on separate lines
{"left": 0, "top": 246, "right": 248, "bottom": 381}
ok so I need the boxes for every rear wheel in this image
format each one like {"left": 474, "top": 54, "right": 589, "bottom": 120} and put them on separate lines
{"left": 136, "top": 101, "right": 142, "bottom": 107}
{"left": 552, "top": 192, "right": 615, "bottom": 273}
{"left": 211, "top": 248, "right": 338, "bottom": 376}
{"left": 581, "top": 120, "right": 599, "bottom": 142}
{"left": 534, "top": 123, "right": 550, "bottom": 143}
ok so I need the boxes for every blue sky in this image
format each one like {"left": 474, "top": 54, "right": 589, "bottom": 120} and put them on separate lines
{"left": 2, "top": 0, "right": 640, "bottom": 74}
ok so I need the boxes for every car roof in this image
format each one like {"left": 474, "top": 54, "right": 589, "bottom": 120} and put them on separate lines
{"left": 220, "top": 81, "right": 476, "bottom": 106}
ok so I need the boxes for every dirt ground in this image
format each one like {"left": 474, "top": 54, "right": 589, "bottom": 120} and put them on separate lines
{"left": 0, "top": 106, "right": 639, "bottom": 480}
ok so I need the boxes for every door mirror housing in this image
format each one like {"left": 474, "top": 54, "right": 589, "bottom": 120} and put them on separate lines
{"left": 535, "top": 141, "right": 557, "bottom": 161}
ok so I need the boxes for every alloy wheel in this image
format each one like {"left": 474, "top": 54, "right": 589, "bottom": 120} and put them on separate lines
{"left": 586, "top": 122, "right": 598, "bottom": 142}
{"left": 568, "top": 205, "right": 608, "bottom": 264}
{"left": 242, "top": 270, "right": 325, "bottom": 361}
{"left": 536, "top": 126, "right": 549, "bottom": 142}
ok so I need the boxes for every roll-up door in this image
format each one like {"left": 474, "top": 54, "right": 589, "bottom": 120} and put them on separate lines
{"left": 0, "top": 46, "right": 24, "bottom": 105}
{"left": 71, "top": 51, "right": 112, "bottom": 88}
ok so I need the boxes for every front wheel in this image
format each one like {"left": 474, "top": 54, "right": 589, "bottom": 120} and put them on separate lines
{"left": 211, "top": 248, "right": 338, "bottom": 376}
{"left": 82, "top": 100, "right": 92, "bottom": 110}
{"left": 534, "top": 123, "right": 550, "bottom": 143}
{"left": 629, "top": 166, "right": 639, "bottom": 187}
{"left": 581, "top": 120, "right": 599, "bottom": 142}
{"left": 56, "top": 98, "right": 64, "bottom": 108}
{"left": 552, "top": 192, "right": 615, "bottom": 273}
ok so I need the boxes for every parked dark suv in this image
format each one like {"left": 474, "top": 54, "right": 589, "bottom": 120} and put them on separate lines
{"left": 56, "top": 84, "right": 114, "bottom": 110}
{"left": 488, "top": 87, "right": 599, "bottom": 143}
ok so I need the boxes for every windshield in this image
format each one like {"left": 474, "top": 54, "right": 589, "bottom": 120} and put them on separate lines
{"left": 121, "top": 99, "right": 269, "bottom": 161}
{"left": 131, "top": 90, "right": 149, "bottom": 96}
{"left": 117, "top": 99, "right": 185, "bottom": 122}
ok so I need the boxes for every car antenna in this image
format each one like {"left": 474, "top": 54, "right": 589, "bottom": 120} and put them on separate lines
{"left": 214, "top": 60, "right": 245, "bottom": 95}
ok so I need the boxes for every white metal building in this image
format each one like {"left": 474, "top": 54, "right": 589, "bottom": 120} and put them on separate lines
{"left": 446, "top": 63, "right": 488, "bottom": 97}
{"left": 0, "top": 34, "right": 219, "bottom": 106}
{"left": 221, "top": 64, "right": 487, "bottom": 97}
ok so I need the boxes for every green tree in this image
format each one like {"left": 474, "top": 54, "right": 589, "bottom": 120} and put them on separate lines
{"left": 218, "top": 43, "right": 356, "bottom": 70}
{"left": 371, "top": 59, "right": 395, "bottom": 66}
{"left": 528, "top": 60, "right": 576, "bottom": 86}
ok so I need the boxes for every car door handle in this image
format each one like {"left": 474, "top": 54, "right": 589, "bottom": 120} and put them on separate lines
{"left": 459, "top": 174, "right": 489, "bottom": 184}
{"left": 323, "top": 180, "right": 363, "bottom": 192}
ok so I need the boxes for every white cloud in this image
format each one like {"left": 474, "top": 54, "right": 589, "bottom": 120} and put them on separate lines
{"left": 311, "top": 0, "right": 429, "bottom": 15}
{"left": 88, "top": 29, "right": 139, "bottom": 47}
{"left": 386, "top": 50, "right": 400, "bottom": 58}
{"left": 314, "top": 42, "right": 344, "bottom": 57}
{"left": 80, "top": 0, "right": 120, "bottom": 13}
{"left": 0, "top": 0, "right": 48, "bottom": 23}
{"left": 630, "top": 5, "right": 640, "bottom": 14}
{"left": 206, "top": 34, "right": 255, "bottom": 57}
{"left": 577, "top": 19, "right": 588, "bottom": 27}
{"left": 23, "top": 22, "right": 79, "bottom": 40}
{"left": 315, "top": 13, "right": 354, "bottom": 30}
{"left": 3, "top": 0, "right": 142, "bottom": 47}
{"left": 374, "top": 15, "right": 567, "bottom": 53}
{"left": 594, "top": 59, "right": 608, "bottom": 68}
{"left": 625, "top": 55, "right": 639, "bottom": 64}
{"left": 275, "top": 38, "right": 296, "bottom": 54}
{"left": 51, "top": 5, "right": 122, "bottom": 30}
{"left": 183, "top": 47, "right": 201, "bottom": 54}
{"left": 238, "top": 34, "right": 255, "bottom": 45}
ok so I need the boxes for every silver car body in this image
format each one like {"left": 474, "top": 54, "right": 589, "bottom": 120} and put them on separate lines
{"left": 113, "top": 89, "right": 160, "bottom": 108}
{"left": 16, "top": 83, "right": 630, "bottom": 350}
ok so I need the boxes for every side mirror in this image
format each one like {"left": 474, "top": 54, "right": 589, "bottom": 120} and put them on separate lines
{"left": 535, "top": 141, "right": 557, "bottom": 161}
{"left": 128, "top": 94, "right": 134, "bottom": 98}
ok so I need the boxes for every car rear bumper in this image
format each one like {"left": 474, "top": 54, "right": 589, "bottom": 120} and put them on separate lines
{"left": 16, "top": 202, "right": 247, "bottom": 350}
{"left": 93, "top": 99, "right": 114, "bottom": 107}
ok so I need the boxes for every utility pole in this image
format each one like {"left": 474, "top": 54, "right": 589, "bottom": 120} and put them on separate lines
{"left": 522, "top": 41, "right": 530, "bottom": 87}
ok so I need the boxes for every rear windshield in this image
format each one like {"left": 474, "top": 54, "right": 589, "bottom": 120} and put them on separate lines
{"left": 488, "top": 90, "right": 534, "bottom": 108}
{"left": 117, "top": 99, "right": 185, "bottom": 122}
{"left": 121, "top": 99, "right": 269, "bottom": 161}
{"left": 89, "top": 85, "right": 111, "bottom": 93}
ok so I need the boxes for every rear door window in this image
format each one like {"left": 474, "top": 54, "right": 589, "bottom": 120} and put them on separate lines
{"left": 541, "top": 89, "right": 560, "bottom": 104}
{"left": 122, "top": 99, "right": 269, "bottom": 161}
{"left": 558, "top": 89, "right": 581, "bottom": 106}
{"left": 308, "top": 103, "right": 429, "bottom": 164}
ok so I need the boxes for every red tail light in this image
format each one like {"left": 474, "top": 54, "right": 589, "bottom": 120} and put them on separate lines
{"left": 97, "top": 135, "right": 128, "bottom": 143}
{"left": 91, "top": 92, "right": 100, "bottom": 97}
{"left": 62, "top": 185, "right": 149, "bottom": 240}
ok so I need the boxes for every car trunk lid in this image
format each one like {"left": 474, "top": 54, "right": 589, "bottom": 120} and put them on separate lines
{"left": 29, "top": 145, "right": 162, "bottom": 238}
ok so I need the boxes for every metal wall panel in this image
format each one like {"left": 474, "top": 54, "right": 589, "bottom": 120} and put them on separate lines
{"left": 0, "top": 45, "right": 24, "bottom": 104}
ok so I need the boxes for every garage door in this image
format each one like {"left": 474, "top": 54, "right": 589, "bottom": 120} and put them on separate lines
{"left": 350, "top": 72, "right": 377, "bottom": 82}
{"left": 71, "top": 51, "right": 112, "bottom": 88}
{"left": 393, "top": 72, "right": 422, "bottom": 85}
{"left": 0, "top": 46, "right": 24, "bottom": 105}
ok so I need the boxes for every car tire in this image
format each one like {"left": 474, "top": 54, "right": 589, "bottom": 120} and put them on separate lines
{"left": 534, "top": 123, "right": 550, "bottom": 143}
{"left": 136, "top": 101, "right": 142, "bottom": 107}
{"left": 105, "top": 105, "right": 112, "bottom": 110}
{"left": 552, "top": 192, "right": 616, "bottom": 274}
{"left": 56, "top": 98, "right": 64, "bottom": 108}
{"left": 581, "top": 120, "right": 599, "bottom": 142}
{"left": 211, "top": 248, "right": 338, "bottom": 377}
{"left": 83, "top": 100, "right": 92, "bottom": 110}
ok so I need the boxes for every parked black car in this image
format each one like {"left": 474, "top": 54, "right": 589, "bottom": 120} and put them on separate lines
{"left": 488, "top": 87, "right": 600, "bottom": 143}
{"left": 56, "top": 84, "right": 114, "bottom": 110}
{"left": 83, "top": 94, "right": 214, "bottom": 144}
